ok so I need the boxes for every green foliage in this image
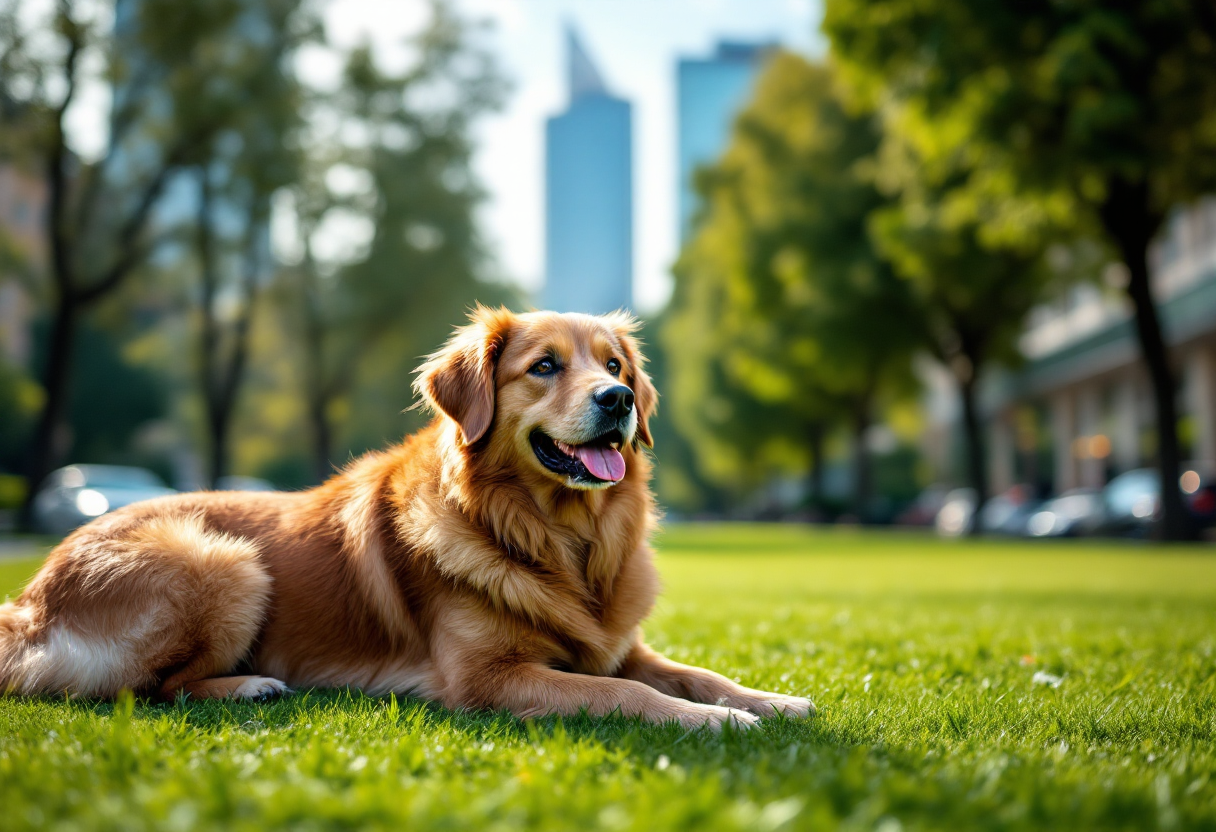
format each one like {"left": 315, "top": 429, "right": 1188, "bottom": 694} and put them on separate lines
{"left": 0, "top": 0, "right": 319, "bottom": 508}
{"left": 822, "top": 0, "right": 1155, "bottom": 373}
{"left": 2, "top": 0, "right": 512, "bottom": 490}
{"left": 25, "top": 317, "right": 168, "bottom": 469}
{"left": 665, "top": 53, "right": 921, "bottom": 501}
{"left": 0, "top": 309, "right": 174, "bottom": 483}
{"left": 0, "top": 358, "right": 41, "bottom": 475}
{"left": 63, "top": 323, "right": 168, "bottom": 466}
{"left": 3, "top": 527, "right": 1216, "bottom": 830}
{"left": 824, "top": 0, "right": 1216, "bottom": 230}
{"left": 279, "top": 1, "right": 515, "bottom": 474}
{"left": 823, "top": 0, "right": 1216, "bottom": 538}
{"left": 634, "top": 316, "right": 733, "bottom": 515}
{"left": 866, "top": 183, "right": 1050, "bottom": 375}
{"left": 0, "top": 475, "right": 26, "bottom": 510}
{"left": 169, "top": 0, "right": 307, "bottom": 487}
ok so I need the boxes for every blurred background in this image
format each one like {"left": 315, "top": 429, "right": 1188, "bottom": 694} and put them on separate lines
{"left": 1, "top": 0, "right": 1214, "bottom": 541}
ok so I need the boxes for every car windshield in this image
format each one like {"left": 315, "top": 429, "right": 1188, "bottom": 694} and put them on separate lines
{"left": 73, "top": 466, "right": 166, "bottom": 489}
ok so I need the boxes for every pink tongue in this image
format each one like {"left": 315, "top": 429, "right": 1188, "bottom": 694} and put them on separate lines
{"left": 573, "top": 445, "right": 626, "bottom": 482}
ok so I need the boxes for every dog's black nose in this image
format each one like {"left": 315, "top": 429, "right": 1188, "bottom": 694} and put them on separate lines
{"left": 594, "top": 385, "right": 635, "bottom": 418}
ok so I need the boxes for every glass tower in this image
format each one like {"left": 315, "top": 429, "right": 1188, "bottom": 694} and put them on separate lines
{"left": 544, "top": 27, "right": 633, "bottom": 314}
{"left": 676, "top": 41, "right": 774, "bottom": 241}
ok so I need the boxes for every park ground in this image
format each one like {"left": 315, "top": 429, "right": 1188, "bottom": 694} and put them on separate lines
{"left": 1, "top": 525, "right": 1215, "bottom": 831}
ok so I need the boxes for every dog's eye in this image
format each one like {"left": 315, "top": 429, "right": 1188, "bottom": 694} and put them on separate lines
{"left": 606, "top": 358, "right": 621, "bottom": 376}
{"left": 530, "top": 359, "right": 557, "bottom": 376}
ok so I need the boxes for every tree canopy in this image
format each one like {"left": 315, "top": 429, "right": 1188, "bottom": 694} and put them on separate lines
{"left": 281, "top": 3, "right": 515, "bottom": 478}
{"left": 825, "top": 0, "right": 1216, "bottom": 537}
{"left": 0, "top": 0, "right": 515, "bottom": 499}
{"left": 666, "top": 52, "right": 922, "bottom": 514}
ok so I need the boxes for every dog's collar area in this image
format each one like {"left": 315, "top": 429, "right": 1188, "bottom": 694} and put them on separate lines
{"left": 529, "top": 429, "right": 625, "bottom": 485}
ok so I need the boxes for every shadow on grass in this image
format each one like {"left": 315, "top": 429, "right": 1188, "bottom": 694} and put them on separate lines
{"left": 49, "top": 685, "right": 846, "bottom": 752}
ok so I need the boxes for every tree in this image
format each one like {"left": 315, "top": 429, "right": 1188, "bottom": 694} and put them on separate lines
{"left": 825, "top": 0, "right": 1216, "bottom": 539}
{"left": 868, "top": 174, "right": 1054, "bottom": 528}
{"left": 281, "top": 2, "right": 512, "bottom": 481}
{"left": 0, "top": 0, "right": 300, "bottom": 522}
{"left": 666, "top": 53, "right": 922, "bottom": 518}
{"left": 180, "top": 0, "right": 305, "bottom": 487}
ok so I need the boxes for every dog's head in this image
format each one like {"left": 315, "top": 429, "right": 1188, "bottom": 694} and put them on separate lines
{"left": 415, "top": 307, "right": 656, "bottom": 490}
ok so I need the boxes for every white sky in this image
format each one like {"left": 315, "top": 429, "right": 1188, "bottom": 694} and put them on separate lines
{"left": 316, "top": 0, "right": 823, "bottom": 312}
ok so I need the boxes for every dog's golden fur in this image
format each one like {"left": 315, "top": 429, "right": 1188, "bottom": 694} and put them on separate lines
{"left": 0, "top": 309, "right": 811, "bottom": 728}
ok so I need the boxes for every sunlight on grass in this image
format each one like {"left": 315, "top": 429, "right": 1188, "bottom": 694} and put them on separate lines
{"left": 2, "top": 525, "right": 1214, "bottom": 831}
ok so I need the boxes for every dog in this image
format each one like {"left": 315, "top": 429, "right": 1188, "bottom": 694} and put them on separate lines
{"left": 0, "top": 308, "right": 812, "bottom": 729}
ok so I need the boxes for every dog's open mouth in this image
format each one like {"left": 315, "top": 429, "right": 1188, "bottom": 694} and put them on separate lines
{"left": 530, "top": 429, "right": 626, "bottom": 484}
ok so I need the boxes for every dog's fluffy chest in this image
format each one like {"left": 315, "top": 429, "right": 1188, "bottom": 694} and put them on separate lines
{"left": 529, "top": 539, "right": 660, "bottom": 677}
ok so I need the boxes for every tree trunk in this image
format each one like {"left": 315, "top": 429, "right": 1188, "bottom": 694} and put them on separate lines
{"left": 19, "top": 298, "right": 78, "bottom": 529}
{"left": 17, "top": 7, "right": 215, "bottom": 524}
{"left": 958, "top": 371, "right": 988, "bottom": 536}
{"left": 298, "top": 239, "right": 335, "bottom": 484}
{"left": 206, "top": 410, "right": 231, "bottom": 490}
{"left": 18, "top": 30, "right": 82, "bottom": 531}
{"left": 851, "top": 405, "right": 872, "bottom": 522}
{"left": 197, "top": 176, "right": 264, "bottom": 490}
{"left": 196, "top": 168, "right": 225, "bottom": 489}
{"left": 307, "top": 389, "right": 334, "bottom": 484}
{"left": 1123, "top": 244, "right": 1192, "bottom": 540}
{"left": 1101, "top": 181, "right": 1193, "bottom": 540}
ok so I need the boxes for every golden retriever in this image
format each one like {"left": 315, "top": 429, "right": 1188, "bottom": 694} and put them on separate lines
{"left": 0, "top": 309, "right": 812, "bottom": 729}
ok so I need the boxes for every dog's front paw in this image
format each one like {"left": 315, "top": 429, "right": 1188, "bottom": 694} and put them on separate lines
{"left": 673, "top": 703, "right": 761, "bottom": 731}
{"left": 760, "top": 693, "right": 815, "bottom": 718}
{"left": 232, "top": 677, "right": 292, "bottom": 701}
{"left": 731, "top": 691, "right": 815, "bottom": 719}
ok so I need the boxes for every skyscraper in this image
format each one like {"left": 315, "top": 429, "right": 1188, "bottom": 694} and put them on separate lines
{"left": 676, "top": 41, "right": 775, "bottom": 241}
{"left": 544, "top": 27, "right": 633, "bottom": 314}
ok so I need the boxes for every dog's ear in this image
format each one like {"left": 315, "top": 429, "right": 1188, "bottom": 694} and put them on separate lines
{"left": 414, "top": 306, "right": 514, "bottom": 446}
{"left": 605, "top": 312, "right": 658, "bottom": 448}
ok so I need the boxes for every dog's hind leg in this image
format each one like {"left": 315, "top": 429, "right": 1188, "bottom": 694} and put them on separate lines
{"left": 168, "top": 675, "right": 291, "bottom": 700}
{"left": 2, "top": 513, "right": 278, "bottom": 699}
{"left": 0, "top": 600, "right": 38, "bottom": 695}
{"left": 135, "top": 516, "right": 288, "bottom": 701}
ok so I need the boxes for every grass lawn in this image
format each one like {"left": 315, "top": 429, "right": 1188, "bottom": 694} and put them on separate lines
{"left": 2, "top": 525, "right": 1215, "bottom": 831}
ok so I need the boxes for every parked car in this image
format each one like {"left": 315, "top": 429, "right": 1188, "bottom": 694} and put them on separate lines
{"left": 215, "top": 475, "right": 277, "bottom": 492}
{"left": 935, "top": 488, "right": 975, "bottom": 537}
{"left": 1101, "top": 465, "right": 1216, "bottom": 536}
{"left": 896, "top": 484, "right": 951, "bottom": 526}
{"left": 935, "top": 485, "right": 1040, "bottom": 537}
{"left": 981, "top": 485, "right": 1043, "bottom": 536}
{"left": 33, "top": 465, "right": 177, "bottom": 536}
{"left": 1026, "top": 488, "right": 1106, "bottom": 538}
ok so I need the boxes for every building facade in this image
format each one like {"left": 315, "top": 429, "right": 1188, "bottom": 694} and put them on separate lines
{"left": 543, "top": 27, "right": 633, "bottom": 315}
{"left": 922, "top": 198, "right": 1216, "bottom": 495}
{"left": 676, "top": 41, "right": 774, "bottom": 242}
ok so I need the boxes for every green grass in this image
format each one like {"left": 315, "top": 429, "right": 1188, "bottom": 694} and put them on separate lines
{"left": 2, "top": 525, "right": 1215, "bottom": 831}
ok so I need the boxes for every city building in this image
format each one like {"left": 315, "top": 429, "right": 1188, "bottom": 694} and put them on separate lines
{"left": 676, "top": 41, "right": 775, "bottom": 242}
{"left": 543, "top": 26, "right": 633, "bottom": 315}
{"left": 922, "top": 198, "right": 1216, "bottom": 494}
